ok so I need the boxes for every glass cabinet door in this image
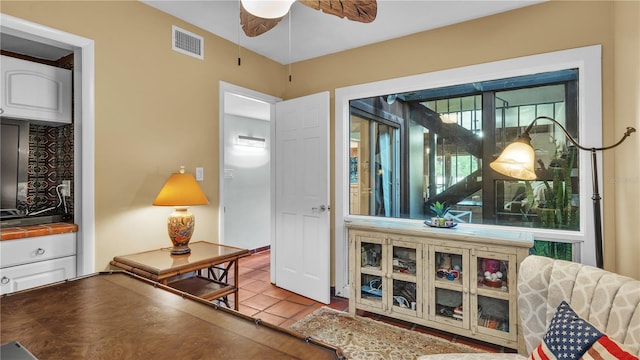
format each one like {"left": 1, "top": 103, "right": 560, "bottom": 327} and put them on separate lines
{"left": 472, "top": 251, "right": 517, "bottom": 342}
{"left": 355, "top": 236, "right": 385, "bottom": 310}
{"left": 430, "top": 246, "right": 469, "bottom": 330}
{"left": 388, "top": 240, "right": 422, "bottom": 317}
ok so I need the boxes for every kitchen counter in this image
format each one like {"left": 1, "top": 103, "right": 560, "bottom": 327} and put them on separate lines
{"left": 1, "top": 223, "right": 78, "bottom": 241}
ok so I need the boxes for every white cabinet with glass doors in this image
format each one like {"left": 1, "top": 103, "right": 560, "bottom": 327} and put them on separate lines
{"left": 348, "top": 219, "right": 532, "bottom": 353}
{"left": 352, "top": 231, "right": 423, "bottom": 324}
{"left": 429, "top": 246, "right": 518, "bottom": 348}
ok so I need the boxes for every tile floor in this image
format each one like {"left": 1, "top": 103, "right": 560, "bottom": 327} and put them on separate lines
{"left": 230, "top": 249, "right": 349, "bottom": 328}
{"left": 230, "top": 250, "right": 509, "bottom": 353}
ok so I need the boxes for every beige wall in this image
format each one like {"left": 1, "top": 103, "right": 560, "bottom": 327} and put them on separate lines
{"left": 3, "top": 0, "right": 638, "bottom": 278}
{"left": 611, "top": 0, "right": 640, "bottom": 280}
{"left": 2, "top": 0, "right": 288, "bottom": 270}
{"left": 282, "top": 0, "right": 639, "bottom": 278}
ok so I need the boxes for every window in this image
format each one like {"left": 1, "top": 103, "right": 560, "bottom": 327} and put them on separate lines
{"left": 335, "top": 46, "right": 603, "bottom": 296}
{"left": 348, "top": 72, "right": 580, "bottom": 234}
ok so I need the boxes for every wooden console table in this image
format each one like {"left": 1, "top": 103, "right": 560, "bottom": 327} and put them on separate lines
{"left": 110, "top": 241, "right": 250, "bottom": 310}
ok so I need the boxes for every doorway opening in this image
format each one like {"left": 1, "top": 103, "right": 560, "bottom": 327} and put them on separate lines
{"left": 219, "top": 83, "right": 331, "bottom": 304}
{"left": 219, "top": 82, "right": 279, "bottom": 280}
{"left": 1, "top": 14, "right": 95, "bottom": 276}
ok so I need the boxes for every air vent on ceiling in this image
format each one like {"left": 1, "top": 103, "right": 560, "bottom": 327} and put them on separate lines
{"left": 172, "top": 25, "right": 203, "bottom": 60}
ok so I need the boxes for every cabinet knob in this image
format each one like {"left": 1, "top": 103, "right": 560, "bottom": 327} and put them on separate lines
{"left": 463, "top": 288, "right": 468, "bottom": 294}
{"left": 35, "top": 248, "right": 46, "bottom": 256}
{"left": 386, "top": 273, "right": 392, "bottom": 278}
{"left": 1, "top": 276, "right": 9, "bottom": 285}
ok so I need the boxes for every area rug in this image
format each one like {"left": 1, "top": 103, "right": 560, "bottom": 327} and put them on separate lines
{"left": 289, "top": 307, "right": 486, "bottom": 360}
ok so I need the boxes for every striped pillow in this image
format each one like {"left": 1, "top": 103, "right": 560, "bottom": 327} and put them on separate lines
{"left": 529, "top": 301, "right": 637, "bottom": 360}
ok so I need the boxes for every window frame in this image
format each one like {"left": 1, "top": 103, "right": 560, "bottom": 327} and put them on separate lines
{"left": 333, "top": 45, "right": 602, "bottom": 298}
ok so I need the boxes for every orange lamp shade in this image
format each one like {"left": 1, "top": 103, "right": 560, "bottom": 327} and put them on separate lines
{"left": 153, "top": 169, "right": 208, "bottom": 254}
{"left": 153, "top": 172, "right": 208, "bottom": 207}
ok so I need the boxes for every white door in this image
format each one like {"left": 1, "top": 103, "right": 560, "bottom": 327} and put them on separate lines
{"left": 273, "top": 92, "right": 330, "bottom": 304}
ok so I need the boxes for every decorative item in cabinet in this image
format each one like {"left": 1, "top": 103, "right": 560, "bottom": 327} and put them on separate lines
{"left": 388, "top": 240, "right": 422, "bottom": 318}
{"left": 471, "top": 251, "right": 517, "bottom": 343}
{"left": 434, "top": 250, "right": 464, "bottom": 285}
{"left": 435, "top": 288, "right": 463, "bottom": 320}
{"left": 353, "top": 232, "right": 423, "bottom": 319}
{"left": 392, "top": 246, "right": 419, "bottom": 310}
{"left": 361, "top": 242, "right": 382, "bottom": 269}
{"left": 477, "top": 257, "right": 508, "bottom": 290}
{"left": 360, "top": 274, "right": 383, "bottom": 300}
{"left": 393, "top": 279, "right": 416, "bottom": 310}
{"left": 431, "top": 246, "right": 469, "bottom": 330}
{"left": 392, "top": 246, "right": 416, "bottom": 275}
{"left": 477, "top": 296, "right": 510, "bottom": 332}
{"left": 355, "top": 236, "right": 385, "bottom": 311}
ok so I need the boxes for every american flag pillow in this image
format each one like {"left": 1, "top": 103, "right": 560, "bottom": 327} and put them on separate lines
{"left": 581, "top": 335, "right": 638, "bottom": 360}
{"left": 529, "top": 301, "right": 638, "bottom": 360}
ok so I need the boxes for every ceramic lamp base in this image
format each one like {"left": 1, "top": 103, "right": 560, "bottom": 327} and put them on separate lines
{"left": 167, "top": 207, "right": 195, "bottom": 255}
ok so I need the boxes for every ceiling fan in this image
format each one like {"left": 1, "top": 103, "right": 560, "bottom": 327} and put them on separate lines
{"left": 240, "top": 0, "right": 377, "bottom": 37}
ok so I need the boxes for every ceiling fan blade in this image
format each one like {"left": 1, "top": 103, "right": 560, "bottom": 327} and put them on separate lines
{"left": 240, "top": 4, "right": 284, "bottom": 37}
{"left": 298, "top": 0, "right": 377, "bottom": 23}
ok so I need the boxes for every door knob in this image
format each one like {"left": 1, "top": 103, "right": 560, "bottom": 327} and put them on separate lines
{"left": 312, "top": 205, "right": 328, "bottom": 212}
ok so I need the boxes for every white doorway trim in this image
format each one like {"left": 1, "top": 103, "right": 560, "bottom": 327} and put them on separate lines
{"left": 218, "top": 82, "right": 280, "bottom": 280}
{"left": 1, "top": 14, "right": 96, "bottom": 275}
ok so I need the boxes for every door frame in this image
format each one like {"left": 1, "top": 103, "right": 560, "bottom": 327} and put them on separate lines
{"left": 218, "top": 81, "right": 280, "bottom": 281}
{"left": 1, "top": 14, "right": 96, "bottom": 276}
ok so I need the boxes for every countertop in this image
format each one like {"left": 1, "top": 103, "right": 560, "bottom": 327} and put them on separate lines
{"left": 1, "top": 222, "right": 78, "bottom": 241}
{"left": 346, "top": 218, "right": 534, "bottom": 248}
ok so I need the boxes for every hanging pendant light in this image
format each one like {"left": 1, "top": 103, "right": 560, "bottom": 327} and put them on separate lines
{"left": 241, "top": 0, "right": 295, "bottom": 19}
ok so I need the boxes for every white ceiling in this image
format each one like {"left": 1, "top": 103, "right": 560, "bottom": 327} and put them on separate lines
{"left": 142, "top": 0, "right": 544, "bottom": 65}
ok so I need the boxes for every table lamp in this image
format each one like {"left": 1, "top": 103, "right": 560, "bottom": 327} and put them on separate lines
{"left": 490, "top": 116, "right": 636, "bottom": 268}
{"left": 153, "top": 166, "right": 209, "bottom": 254}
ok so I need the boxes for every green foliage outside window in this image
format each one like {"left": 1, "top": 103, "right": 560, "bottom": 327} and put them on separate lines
{"left": 530, "top": 240, "right": 572, "bottom": 261}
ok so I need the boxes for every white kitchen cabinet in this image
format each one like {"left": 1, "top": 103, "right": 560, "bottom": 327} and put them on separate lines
{"left": 0, "top": 256, "right": 76, "bottom": 294}
{"left": 0, "top": 55, "right": 72, "bottom": 124}
{"left": 0, "top": 233, "right": 77, "bottom": 295}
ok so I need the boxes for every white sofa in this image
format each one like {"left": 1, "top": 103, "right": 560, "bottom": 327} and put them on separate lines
{"left": 419, "top": 255, "right": 640, "bottom": 359}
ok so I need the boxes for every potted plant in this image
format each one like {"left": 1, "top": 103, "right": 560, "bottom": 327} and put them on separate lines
{"left": 429, "top": 201, "right": 451, "bottom": 227}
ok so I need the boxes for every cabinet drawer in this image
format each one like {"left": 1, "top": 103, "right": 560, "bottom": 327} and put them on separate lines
{"left": 0, "top": 256, "right": 76, "bottom": 295}
{"left": 1, "top": 233, "right": 76, "bottom": 268}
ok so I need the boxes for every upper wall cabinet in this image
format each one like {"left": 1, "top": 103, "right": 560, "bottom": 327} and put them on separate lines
{"left": 1, "top": 55, "right": 72, "bottom": 124}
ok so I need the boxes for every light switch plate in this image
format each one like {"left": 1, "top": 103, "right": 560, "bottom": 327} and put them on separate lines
{"left": 195, "top": 167, "right": 204, "bottom": 181}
